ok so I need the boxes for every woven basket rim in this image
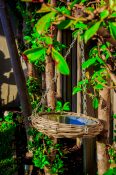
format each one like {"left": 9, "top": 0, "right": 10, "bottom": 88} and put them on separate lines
{"left": 31, "top": 112, "right": 103, "bottom": 138}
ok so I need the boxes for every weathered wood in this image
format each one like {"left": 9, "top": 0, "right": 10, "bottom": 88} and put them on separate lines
{"left": 56, "top": 30, "right": 62, "bottom": 99}
{"left": 72, "top": 35, "right": 77, "bottom": 112}
{"left": 97, "top": 87, "right": 111, "bottom": 175}
{"left": 66, "top": 30, "right": 72, "bottom": 106}
{"left": 83, "top": 137, "right": 97, "bottom": 175}
{"left": 0, "top": 0, "right": 32, "bottom": 117}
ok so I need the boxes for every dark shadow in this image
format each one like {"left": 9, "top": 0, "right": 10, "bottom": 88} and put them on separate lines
{"left": 0, "top": 50, "right": 20, "bottom": 110}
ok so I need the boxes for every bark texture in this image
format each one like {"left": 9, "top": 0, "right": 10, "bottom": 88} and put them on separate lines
{"left": 97, "top": 87, "right": 111, "bottom": 175}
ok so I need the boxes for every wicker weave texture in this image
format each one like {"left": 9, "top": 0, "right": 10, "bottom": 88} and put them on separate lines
{"left": 31, "top": 112, "right": 103, "bottom": 138}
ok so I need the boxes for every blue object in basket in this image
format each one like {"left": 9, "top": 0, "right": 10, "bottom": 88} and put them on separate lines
{"left": 66, "top": 116, "right": 86, "bottom": 125}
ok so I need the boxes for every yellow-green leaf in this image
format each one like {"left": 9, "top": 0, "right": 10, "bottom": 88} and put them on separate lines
{"left": 84, "top": 21, "right": 101, "bottom": 43}
{"left": 36, "top": 12, "right": 56, "bottom": 34}
{"left": 36, "top": 3, "right": 51, "bottom": 13}
{"left": 109, "top": 22, "right": 116, "bottom": 39}
{"left": 100, "top": 10, "right": 109, "bottom": 19}
{"left": 52, "top": 48, "right": 70, "bottom": 75}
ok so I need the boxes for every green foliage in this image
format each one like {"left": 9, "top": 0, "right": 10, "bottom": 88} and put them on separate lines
{"left": 84, "top": 21, "right": 101, "bottom": 43}
{"left": 104, "top": 168, "right": 116, "bottom": 175}
{"left": 28, "top": 128, "right": 64, "bottom": 174}
{"left": 36, "top": 11, "right": 56, "bottom": 34}
{"left": 52, "top": 47, "right": 70, "bottom": 75}
{"left": 55, "top": 101, "right": 70, "bottom": 112}
{"left": 24, "top": 47, "right": 46, "bottom": 68}
{"left": 109, "top": 22, "right": 116, "bottom": 40}
{"left": 0, "top": 112, "right": 17, "bottom": 175}
{"left": 92, "top": 97, "right": 99, "bottom": 109}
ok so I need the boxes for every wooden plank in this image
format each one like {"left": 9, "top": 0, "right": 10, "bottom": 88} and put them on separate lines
{"left": 66, "top": 30, "right": 72, "bottom": 105}
{"left": 0, "top": 19, "right": 19, "bottom": 108}
{"left": 83, "top": 137, "right": 97, "bottom": 175}
{"left": 72, "top": 36, "right": 77, "bottom": 112}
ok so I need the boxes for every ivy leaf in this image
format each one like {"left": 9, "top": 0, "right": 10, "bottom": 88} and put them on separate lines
{"left": 58, "top": 20, "right": 73, "bottom": 30}
{"left": 109, "top": 22, "right": 116, "bottom": 39}
{"left": 92, "top": 97, "right": 99, "bottom": 109}
{"left": 72, "top": 87, "right": 82, "bottom": 95}
{"left": 24, "top": 48, "right": 46, "bottom": 63}
{"left": 52, "top": 47, "right": 70, "bottom": 75}
{"left": 82, "top": 57, "right": 97, "bottom": 69}
{"left": 84, "top": 21, "right": 101, "bottom": 43}
{"left": 36, "top": 12, "right": 56, "bottom": 34}
{"left": 100, "top": 10, "right": 109, "bottom": 20}
{"left": 36, "top": 3, "right": 51, "bottom": 13}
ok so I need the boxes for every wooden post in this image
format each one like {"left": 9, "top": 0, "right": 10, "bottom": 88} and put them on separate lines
{"left": 83, "top": 137, "right": 97, "bottom": 175}
{"left": 0, "top": 0, "right": 32, "bottom": 117}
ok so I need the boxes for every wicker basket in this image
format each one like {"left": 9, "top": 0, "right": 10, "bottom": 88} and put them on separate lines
{"left": 31, "top": 112, "right": 103, "bottom": 138}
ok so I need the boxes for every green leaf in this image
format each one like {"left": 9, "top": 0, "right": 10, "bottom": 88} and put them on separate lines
{"left": 109, "top": 0, "right": 114, "bottom": 9}
{"left": 63, "top": 102, "right": 70, "bottom": 111}
{"left": 36, "top": 3, "right": 51, "bottom": 13}
{"left": 52, "top": 47, "right": 70, "bottom": 75}
{"left": 113, "top": 114, "right": 116, "bottom": 119}
{"left": 110, "top": 12, "right": 116, "bottom": 18}
{"left": 82, "top": 57, "right": 97, "bottom": 69}
{"left": 94, "top": 84, "right": 104, "bottom": 90}
{"left": 75, "top": 22, "right": 87, "bottom": 30}
{"left": 36, "top": 12, "right": 56, "bottom": 34}
{"left": 44, "top": 36, "right": 53, "bottom": 45}
{"left": 109, "top": 22, "right": 116, "bottom": 39}
{"left": 58, "top": 20, "right": 73, "bottom": 29}
{"left": 96, "top": 56, "right": 105, "bottom": 64}
{"left": 24, "top": 48, "right": 46, "bottom": 63}
{"left": 72, "top": 87, "right": 82, "bottom": 95}
{"left": 100, "top": 10, "right": 109, "bottom": 19}
{"left": 92, "top": 97, "right": 99, "bottom": 109}
{"left": 84, "top": 21, "right": 101, "bottom": 43}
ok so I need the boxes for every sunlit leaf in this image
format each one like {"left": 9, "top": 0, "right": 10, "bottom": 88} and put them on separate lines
{"left": 63, "top": 102, "right": 70, "bottom": 111}
{"left": 110, "top": 12, "right": 116, "bottom": 18}
{"left": 109, "top": 22, "right": 116, "bottom": 39}
{"left": 84, "top": 21, "right": 101, "bottom": 43}
{"left": 72, "top": 87, "right": 82, "bottom": 95}
{"left": 52, "top": 47, "right": 70, "bottom": 75}
{"left": 24, "top": 48, "right": 46, "bottom": 63}
{"left": 92, "top": 97, "right": 99, "bottom": 109}
{"left": 36, "top": 12, "right": 56, "bottom": 34}
{"left": 82, "top": 57, "right": 97, "bottom": 69}
{"left": 36, "top": 3, "right": 51, "bottom": 13}
{"left": 109, "top": 0, "right": 114, "bottom": 8}
{"left": 100, "top": 10, "right": 109, "bottom": 19}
